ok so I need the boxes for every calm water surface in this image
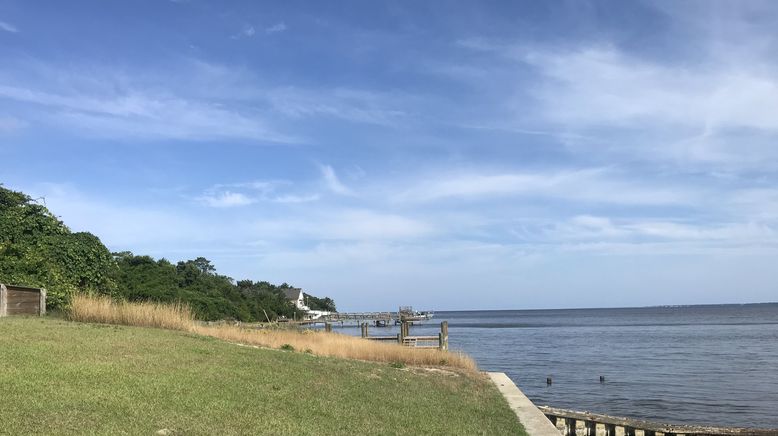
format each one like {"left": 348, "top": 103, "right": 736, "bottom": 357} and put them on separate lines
{"left": 335, "top": 304, "right": 778, "bottom": 428}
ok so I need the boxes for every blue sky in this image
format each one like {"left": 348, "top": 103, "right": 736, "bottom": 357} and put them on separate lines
{"left": 2, "top": 1, "right": 777, "bottom": 311}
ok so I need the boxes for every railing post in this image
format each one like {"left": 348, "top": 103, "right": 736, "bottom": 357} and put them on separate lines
{"left": 545, "top": 414, "right": 557, "bottom": 427}
{"left": 440, "top": 321, "right": 448, "bottom": 351}
{"left": 623, "top": 426, "right": 635, "bottom": 436}
{"left": 604, "top": 423, "right": 616, "bottom": 436}
{"left": 564, "top": 418, "right": 577, "bottom": 436}
{"left": 644, "top": 431, "right": 656, "bottom": 436}
{"left": 0, "top": 284, "right": 7, "bottom": 317}
{"left": 39, "top": 288, "right": 47, "bottom": 316}
{"left": 584, "top": 420, "right": 596, "bottom": 436}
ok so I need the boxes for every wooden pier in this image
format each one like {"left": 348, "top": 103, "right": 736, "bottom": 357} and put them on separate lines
{"left": 539, "top": 406, "right": 778, "bottom": 436}
{"left": 353, "top": 320, "right": 449, "bottom": 351}
{"left": 302, "top": 307, "right": 434, "bottom": 327}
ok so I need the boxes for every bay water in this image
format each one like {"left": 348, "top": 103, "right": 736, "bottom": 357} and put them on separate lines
{"left": 335, "top": 304, "right": 778, "bottom": 428}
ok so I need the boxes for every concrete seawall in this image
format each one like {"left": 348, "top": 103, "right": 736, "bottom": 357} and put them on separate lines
{"left": 488, "top": 372, "right": 560, "bottom": 436}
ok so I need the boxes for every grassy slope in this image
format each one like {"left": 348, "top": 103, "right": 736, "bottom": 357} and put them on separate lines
{"left": 0, "top": 317, "right": 525, "bottom": 435}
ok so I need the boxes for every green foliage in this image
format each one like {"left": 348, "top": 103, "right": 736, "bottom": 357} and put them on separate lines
{"left": 0, "top": 185, "right": 335, "bottom": 320}
{"left": 0, "top": 186, "right": 117, "bottom": 309}
{"left": 389, "top": 361, "right": 406, "bottom": 369}
{"left": 304, "top": 292, "right": 337, "bottom": 312}
{"left": 279, "top": 344, "right": 294, "bottom": 352}
{"left": 114, "top": 254, "right": 310, "bottom": 321}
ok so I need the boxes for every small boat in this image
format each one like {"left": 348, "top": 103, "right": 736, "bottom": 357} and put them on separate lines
{"left": 395, "top": 306, "right": 434, "bottom": 324}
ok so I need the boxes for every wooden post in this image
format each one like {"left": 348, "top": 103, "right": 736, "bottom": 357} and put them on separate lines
{"left": 584, "top": 420, "right": 596, "bottom": 436}
{"left": 396, "top": 333, "right": 401, "bottom": 344}
{"left": 361, "top": 322, "right": 368, "bottom": 338}
{"left": 644, "top": 431, "right": 656, "bottom": 436}
{"left": 39, "top": 288, "right": 46, "bottom": 316}
{"left": 439, "top": 321, "right": 448, "bottom": 351}
{"left": 564, "top": 418, "right": 577, "bottom": 436}
{"left": 623, "top": 426, "right": 635, "bottom": 436}
{"left": 325, "top": 322, "right": 332, "bottom": 332}
{"left": 546, "top": 415, "right": 557, "bottom": 426}
{"left": 603, "top": 423, "right": 616, "bottom": 436}
{"left": 0, "top": 284, "right": 7, "bottom": 317}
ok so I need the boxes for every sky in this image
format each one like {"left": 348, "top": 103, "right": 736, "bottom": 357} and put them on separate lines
{"left": 1, "top": 1, "right": 777, "bottom": 311}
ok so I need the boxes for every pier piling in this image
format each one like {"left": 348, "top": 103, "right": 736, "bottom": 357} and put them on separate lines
{"left": 439, "top": 321, "right": 448, "bottom": 351}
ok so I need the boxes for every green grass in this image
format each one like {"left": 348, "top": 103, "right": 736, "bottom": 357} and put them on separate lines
{"left": 0, "top": 317, "right": 526, "bottom": 435}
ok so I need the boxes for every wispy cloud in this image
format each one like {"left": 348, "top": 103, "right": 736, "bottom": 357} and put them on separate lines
{"left": 265, "top": 22, "right": 287, "bottom": 34}
{"left": 268, "top": 87, "right": 407, "bottom": 126}
{"left": 319, "top": 165, "right": 354, "bottom": 196}
{"left": 197, "top": 180, "right": 319, "bottom": 207}
{"left": 395, "top": 168, "right": 695, "bottom": 206}
{"left": 0, "top": 21, "right": 18, "bottom": 33}
{"left": 0, "top": 70, "right": 297, "bottom": 143}
{"left": 198, "top": 191, "right": 255, "bottom": 208}
{"left": 522, "top": 46, "right": 778, "bottom": 133}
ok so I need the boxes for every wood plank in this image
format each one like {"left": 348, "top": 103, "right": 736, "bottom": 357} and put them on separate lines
{"left": 8, "top": 296, "right": 40, "bottom": 304}
{"left": 6, "top": 304, "right": 38, "bottom": 312}
{"left": 538, "top": 406, "right": 778, "bottom": 435}
{"left": 9, "top": 300, "right": 39, "bottom": 307}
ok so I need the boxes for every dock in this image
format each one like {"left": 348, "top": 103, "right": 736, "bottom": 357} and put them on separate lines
{"left": 300, "top": 306, "right": 434, "bottom": 327}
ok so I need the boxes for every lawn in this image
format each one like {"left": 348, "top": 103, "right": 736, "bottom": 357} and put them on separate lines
{"left": 0, "top": 317, "right": 526, "bottom": 435}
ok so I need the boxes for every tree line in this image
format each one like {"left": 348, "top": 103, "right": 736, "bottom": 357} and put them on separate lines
{"left": 0, "top": 185, "right": 336, "bottom": 321}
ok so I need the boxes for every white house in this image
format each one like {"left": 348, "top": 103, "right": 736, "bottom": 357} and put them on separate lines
{"left": 282, "top": 288, "right": 310, "bottom": 311}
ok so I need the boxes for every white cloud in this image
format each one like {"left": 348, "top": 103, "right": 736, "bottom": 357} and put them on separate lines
{"left": 197, "top": 180, "right": 319, "bottom": 206}
{"left": 198, "top": 191, "right": 255, "bottom": 208}
{"left": 273, "top": 194, "right": 320, "bottom": 203}
{"left": 0, "top": 21, "right": 17, "bottom": 33}
{"left": 396, "top": 168, "right": 695, "bottom": 206}
{"left": 319, "top": 165, "right": 354, "bottom": 196}
{"left": 0, "top": 82, "right": 296, "bottom": 143}
{"left": 267, "top": 86, "right": 407, "bottom": 126}
{"left": 265, "top": 22, "right": 287, "bottom": 34}
{"left": 243, "top": 25, "right": 256, "bottom": 37}
{"left": 524, "top": 47, "right": 778, "bottom": 132}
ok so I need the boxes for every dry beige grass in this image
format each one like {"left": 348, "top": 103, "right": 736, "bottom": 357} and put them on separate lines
{"left": 194, "top": 323, "right": 477, "bottom": 371}
{"left": 68, "top": 295, "right": 477, "bottom": 371}
{"left": 68, "top": 294, "right": 194, "bottom": 332}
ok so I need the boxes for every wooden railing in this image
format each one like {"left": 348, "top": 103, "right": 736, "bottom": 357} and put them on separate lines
{"left": 354, "top": 320, "right": 449, "bottom": 351}
{"left": 539, "top": 406, "right": 778, "bottom": 436}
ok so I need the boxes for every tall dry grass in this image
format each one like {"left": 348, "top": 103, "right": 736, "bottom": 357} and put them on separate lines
{"left": 68, "top": 294, "right": 194, "bottom": 332}
{"left": 193, "top": 323, "right": 477, "bottom": 371}
{"left": 68, "top": 295, "right": 477, "bottom": 371}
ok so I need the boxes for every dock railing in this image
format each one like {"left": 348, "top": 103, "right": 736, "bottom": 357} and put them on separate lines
{"left": 539, "top": 406, "right": 778, "bottom": 436}
{"left": 356, "top": 320, "right": 449, "bottom": 351}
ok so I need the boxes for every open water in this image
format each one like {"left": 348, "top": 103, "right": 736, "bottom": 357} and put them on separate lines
{"left": 337, "top": 304, "right": 778, "bottom": 428}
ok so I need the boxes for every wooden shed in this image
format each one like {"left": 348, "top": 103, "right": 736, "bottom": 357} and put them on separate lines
{"left": 0, "top": 284, "right": 47, "bottom": 317}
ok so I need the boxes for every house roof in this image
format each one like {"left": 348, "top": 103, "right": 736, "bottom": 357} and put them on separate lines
{"left": 282, "top": 288, "right": 303, "bottom": 300}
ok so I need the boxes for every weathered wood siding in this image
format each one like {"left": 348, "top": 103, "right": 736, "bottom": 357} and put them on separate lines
{"left": 0, "top": 284, "right": 46, "bottom": 316}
